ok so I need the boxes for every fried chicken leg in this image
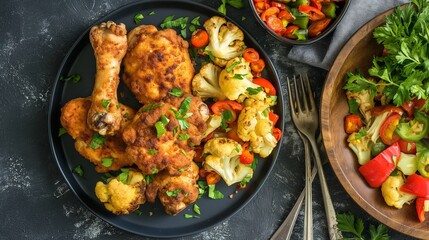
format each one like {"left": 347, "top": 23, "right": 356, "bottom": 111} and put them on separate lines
{"left": 87, "top": 21, "right": 127, "bottom": 136}
{"left": 60, "top": 97, "right": 135, "bottom": 173}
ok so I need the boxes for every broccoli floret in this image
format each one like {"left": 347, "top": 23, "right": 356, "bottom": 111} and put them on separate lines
{"left": 346, "top": 89, "right": 375, "bottom": 124}
{"left": 237, "top": 99, "right": 277, "bottom": 158}
{"left": 94, "top": 168, "right": 146, "bottom": 215}
{"left": 192, "top": 63, "right": 226, "bottom": 101}
{"left": 381, "top": 172, "right": 416, "bottom": 209}
{"left": 203, "top": 137, "right": 253, "bottom": 186}
{"left": 219, "top": 57, "right": 266, "bottom": 102}
{"left": 203, "top": 16, "right": 246, "bottom": 67}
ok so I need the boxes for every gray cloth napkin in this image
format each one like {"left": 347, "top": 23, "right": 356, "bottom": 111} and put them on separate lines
{"left": 287, "top": 0, "right": 411, "bottom": 70}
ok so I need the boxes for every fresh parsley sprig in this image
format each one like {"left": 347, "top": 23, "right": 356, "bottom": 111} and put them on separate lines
{"left": 337, "top": 212, "right": 390, "bottom": 240}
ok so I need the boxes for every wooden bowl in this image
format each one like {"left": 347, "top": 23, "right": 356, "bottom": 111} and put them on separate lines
{"left": 320, "top": 6, "right": 429, "bottom": 239}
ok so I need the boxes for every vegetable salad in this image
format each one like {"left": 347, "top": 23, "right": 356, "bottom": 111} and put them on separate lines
{"left": 344, "top": 0, "right": 429, "bottom": 223}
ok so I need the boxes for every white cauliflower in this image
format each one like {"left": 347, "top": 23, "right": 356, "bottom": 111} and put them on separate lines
{"left": 192, "top": 63, "right": 226, "bottom": 100}
{"left": 381, "top": 173, "right": 416, "bottom": 209}
{"left": 203, "top": 137, "right": 253, "bottom": 186}
{"left": 203, "top": 16, "right": 246, "bottom": 67}
{"left": 201, "top": 114, "right": 222, "bottom": 139}
{"left": 346, "top": 89, "right": 375, "bottom": 124}
{"left": 237, "top": 99, "right": 277, "bottom": 158}
{"left": 94, "top": 168, "right": 146, "bottom": 215}
{"left": 219, "top": 57, "right": 266, "bottom": 102}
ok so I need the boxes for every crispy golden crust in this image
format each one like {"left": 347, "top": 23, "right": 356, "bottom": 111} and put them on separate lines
{"left": 122, "top": 94, "right": 208, "bottom": 176}
{"left": 122, "top": 25, "right": 194, "bottom": 104}
{"left": 60, "top": 97, "right": 135, "bottom": 173}
{"left": 145, "top": 162, "right": 199, "bottom": 215}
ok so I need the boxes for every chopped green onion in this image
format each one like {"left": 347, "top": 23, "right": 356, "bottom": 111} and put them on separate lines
{"left": 155, "top": 121, "right": 166, "bottom": 138}
{"left": 73, "top": 165, "right": 84, "bottom": 177}
{"left": 89, "top": 133, "right": 105, "bottom": 149}
{"left": 169, "top": 87, "right": 184, "bottom": 97}
{"left": 148, "top": 149, "right": 158, "bottom": 155}
{"left": 184, "top": 214, "right": 200, "bottom": 219}
{"left": 166, "top": 189, "right": 181, "bottom": 197}
{"left": 101, "top": 157, "right": 114, "bottom": 167}
{"left": 246, "top": 87, "right": 263, "bottom": 95}
{"left": 60, "top": 74, "right": 81, "bottom": 83}
{"left": 193, "top": 204, "right": 201, "bottom": 215}
{"left": 208, "top": 184, "right": 224, "bottom": 199}
{"left": 178, "top": 133, "right": 190, "bottom": 141}
{"left": 101, "top": 99, "right": 110, "bottom": 109}
{"left": 134, "top": 13, "right": 144, "bottom": 23}
{"left": 141, "top": 103, "right": 163, "bottom": 112}
{"left": 118, "top": 168, "right": 129, "bottom": 184}
{"left": 58, "top": 127, "right": 67, "bottom": 136}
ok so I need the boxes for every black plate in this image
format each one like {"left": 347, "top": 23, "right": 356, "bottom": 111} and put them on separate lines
{"left": 48, "top": 0, "right": 284, "bottom": 238}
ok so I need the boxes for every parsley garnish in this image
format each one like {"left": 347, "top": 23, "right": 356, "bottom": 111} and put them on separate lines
{"left": 141, "top": 103, "right": 163, "bottom": 112}
{"left": 226, "top": 59, "right": 242, "bottom": 72}
{"left": 193, "top": 204, "right": 200, "bottom": 215}
{"left": 101, "top": 157, "right": 114, "bottom": 167}
{"left": 73, "top": 165, "right": 84, "bottom": 177}
{"left": 169, "top": 87, "right": 184, "bottom": 97}
{"left": 89, "top": 133, "right": 105, "bottom": 149}
{"left": 58, "top": 127, "right": 67, "bottom": 137}
{"left": 178, "top": 133, "right": 190, "bottom": 141}
{"left": 148, "top": 149, "right": 158, "bottom": 155}
{"left": 337, "top": 212, "right": 389, "bottom": 240}
{"left": 170, "top": 96, "right": 193, "bottom": 130}
{"left": 208, "top": 184, "right": 224, "bottom": 199}
{"left": 149, "top": 11, "right": 155, "bottom": 15}
{"left": 117, "top": 168, "right": 129, "bottom": 184}
{"left": 60, "top": 74, "right": 81, "bottom": 83}
{"left": 218, "top": 0, "right": 244, "bottom": 15}
{"left": 184, "top": 214, "right": 200, "bottom": 219}
{"left": 144, "top": 174, "right": 156, "bottom": 185}
{"left": 134, "top": 13, "right": 144, "bottom": 23}
{"left": 247, "top": 87, "right": 263, "bottom": 95}
{"left": 160, "top": 16, "right": 189, "bottom": 38}
{"left": 197, "top": 180, "right": 208, "bottom": 199}
{"left": 166, "top": 189, "right": 181, "bottom": 197}
{"left": 220, "top": 110, "right": 233, "bottom": 129}
{"left": 101, "top": 99, "right": 110, "bottom": 109}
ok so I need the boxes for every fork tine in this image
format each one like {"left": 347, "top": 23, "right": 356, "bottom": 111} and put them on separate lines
{"left": 293, "top": 75, "right": 303, "bottom": 113}
{"left": 286, "top": 77, "right": 295, "bottom": 114}
{"left": 303, "top": 74, "right": 316, "bottom": 111}
{"left": 298, "top": 75, "right": 309, "bottom": 112}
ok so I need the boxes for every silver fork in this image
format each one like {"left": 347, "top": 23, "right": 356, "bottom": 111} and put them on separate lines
{"left": 287, "top": 74, "right": 342, "bottom": 240}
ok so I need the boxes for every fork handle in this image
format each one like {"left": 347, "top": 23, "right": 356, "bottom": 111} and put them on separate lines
{"left": 307, "top": 137, "right": 342, "bottom": 240}
{"left": 303, "top": 137, "right": 313, "bottom": 240}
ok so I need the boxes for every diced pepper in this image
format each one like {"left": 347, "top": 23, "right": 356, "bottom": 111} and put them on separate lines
{"left": 395, "top": 110, "right": 429, "bottom": 142}
{"left": 379, "top": 112, "right": 401, "bottom": 145}
{"left": 240, "top": 142, "right": 254, "bottom": 164}
{"left": 293, "top": 15, "right": 310, "bottom": 29}
{"left": 418, "top": 149, "right": 429, "bottom": 178}
{"left": 401, "top": 173, "right": 429, "bottom": 197}
{"left": 358, "top": 142, "right": 400, "bottom": 188}
{"left": 344, "top": 114, "right": 363, "bottom": 134}
{"left": 298, "top": 5, "right": 325, "bottom": 21}
{"left": 322, "top": 2, "right": 337, "bottom": 18}
{"left": 416, "top": 197, "right": 429, "bottom": 222}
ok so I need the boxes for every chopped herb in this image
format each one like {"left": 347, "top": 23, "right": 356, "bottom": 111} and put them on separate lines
{"left": 58, "top": 127, "right": 67, "bottom": 136}
{"left": 262, "top": 108, "right": 269, "bottom": 117}
{"left": 73, "top": 165, "right": 84, "bottom": 177}
{"left": 250, "top": 156, "right": 258, "bottom": 170}
{"left": 101, "top": 99, "right": 111, "bottom": 109}
{"left": 220, "top": 110, "right": 233, "bottom": 129}
{"left": 134, "top": 13, "right": 144, "bottom": 23}
{"left": 184, "top": 214, "right": 200, "bottom": 219}
{"left": 123, "top": 112, "right": 129, "bottom": 118}
{"left": 218, "top": 0, "right": 244, "bottom": 15}
{"left": 101, "top": 172, "right": 113, "bottom": 183}
{"left": 188, "top": 141, "right": 196, "bottom": 147}
{"left": 166, "top": 189, "right": 181, "bottom": 197}
{"left": 241, "top": 16, "right": 246, "bottom": 21}
{"left": 337, "top": 212, "right": 390, "bottom": 240}
{"left": 208, "top": 184, "right": 224, "bottom": 199}
{"left": 152, "top": 167, "right": 158, "bottom": 174}
{"left": 118, "top": 168, "right": 129, "bottom": 184}
{"left": 173, "top": 127, "right": 178, "bottom": 136}
{"left": 180, "top": 148, "right": 187, "bottom": 156}
{"left": 193, "top": 204, "right": 200, "bottom": 215}
{"left": 60, "top": 74, "right": 81, "bottom": 83}
{"left": 144, "top": 174, "right": 156, "bottom": 185}
{"left": 226, "top": 59, "right": 242, "bottom": 72}
{"left": 148, "top": 149, "right": 158, "bottom": 155}
{"left": 348, "top": 98, "right": 360, "bottom": 115}
{"left": 197, "top": 180, "right": 208, "bottom": 199}
{"left": 233, "top": 73, "right": 247, "bottom": 80}
{"left": 160, "top": 16, "right": 189, "bottom": 38}
{"left": 155, "top": 121, "right": 166, "bottom": 138}
{"left": 191, "top": 16, "right": 201, "bottom": 26}
{"left": 239, "top": 174, "right": 252, "bottom": 188}
{"left": 247, "top": 87, "right": 263, "bottom": 95}
{"left": 178, "top": 133, "right": 190, "bottom": 141}
{"left": 159, "top": 115, "right": 170, "bottom": 125}
{"left": 89, "top": 133, "right": 105, "bottom": 149}
{"left": 179, "top": 168, "right": 185, "bottom": 173}
{"left": 134, "top": 209, "right": 143, "bottom": 216}
{"left": 141, "top": 103, "right": 163, "bottom": 112}
{"left": 169, "top": 87, "right": 184, "bottom": 97}
{"left": 116, "top": 103, "right": 121, "bottom": 109}
{"left": 101, "top": 157, "right": 114, "bottom": 167}
{"left": 179, "top": 96, "right": 192, "bottom": 115}
{"left": 355, "top": 128, "right": 368, "bottom": 140}
{"left": 148, "top": 11, "right": 155, "bottom": 15}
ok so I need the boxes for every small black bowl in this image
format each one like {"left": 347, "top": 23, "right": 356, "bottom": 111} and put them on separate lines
{"left": 248, "top": 0, "right": 351, "bottom": 45}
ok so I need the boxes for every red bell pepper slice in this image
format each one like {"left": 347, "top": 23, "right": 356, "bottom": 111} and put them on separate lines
{"left": 240, "top": 142, "right": 254, "bottom": 164}
{"left": 253, "top": 77, "right": 276, "bottom": 96}
{"left": 298, "top": 5, "right": 325, "bottom": 21}
{"left": 397, "top": 138, "right": 416, "bottom": 154}
{"left": 401, "top": 173, "right": 429, "bottom": 197}
{"left": 379, "top": 112, "right": 401, "bottom": 145}
{"left": 372, "top": 105, "right": 404, "bottom": 116}
{"left": 358, "top": 142, "right": 400, "bottom": 188}
{"left": 415, "top": 197, "right": 429, "bottom": 222}
{"left": 211, "top": 100, "right": 243, "bottom": 123}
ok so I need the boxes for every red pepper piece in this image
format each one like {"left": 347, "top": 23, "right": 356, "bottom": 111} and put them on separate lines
{"left": 401, "top": 173, "right": 429, "bottom": 197}
{"left": 358, "top": 142, "right": 400, "bottom": 188}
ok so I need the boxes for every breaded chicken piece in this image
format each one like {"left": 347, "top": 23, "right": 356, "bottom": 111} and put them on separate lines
{"left": 95, "top": 168, "right": 146, "bottom": 215}
{"left": 146, "top": 162, "right": 199, "bottom": 215}
{"left": 87, "top": 21, "right": 128, "bottom": 136}
{"left": 122, "top": 94, "right": 209, "bottom": 176}
{"left": 60, "top": 97, "right": 135, "bottom": 173}
{"left": 122, "top": 25, "right": 194, "bottom": 104}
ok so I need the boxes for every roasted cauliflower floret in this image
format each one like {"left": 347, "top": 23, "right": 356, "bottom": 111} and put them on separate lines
{"left": 201, "top": 114, "right": 222, "bottom": 139}
{"left": 192, "top": 63, "right": 226, "bottom": 101}
{"left": 346, "top": 89, "right": 375, "bottom": 124}
{"left": 237, "top": 99, "right": 276, "bottom": 158}
{"left": 95, "top": 168, "right": 146, "bottom": 215}
{"left": 203, "top": 16, "right": 246, "bottom": 67}
{"left": 203, "top": 137, "right": 253, "bottom": 186}
{"left": 381, "top": 173, "right": 416, "bottom": 209}
{"left": 219, "top": 57, "right": 266, "bottom": 102}
{"left": 347, "top": 111, "right": 389, "bottom": 165}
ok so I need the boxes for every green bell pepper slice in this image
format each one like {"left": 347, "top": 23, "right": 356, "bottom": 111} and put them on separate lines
{"left": 395, "top": 110, "right": 429, "bottom": 142}
{"left": 417, "top": 149, "right": 429, "bottom": 178}
{"left": 322, "top": 2, "right": 337, "bottom": 19}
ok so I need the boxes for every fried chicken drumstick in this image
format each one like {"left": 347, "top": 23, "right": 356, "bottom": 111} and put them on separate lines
{"left": 87, "top": 21, "right": 128, "bottom": 136}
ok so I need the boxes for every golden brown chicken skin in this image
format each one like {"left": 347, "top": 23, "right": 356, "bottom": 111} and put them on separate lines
{"left": 87, "top": 21, "right": 128, "bottom": 136}
{"left": 122, "top": 94, "right": 209, "bottom": 176}
{"left": 60, "top": 97, "right": 135, "bottom": 173}
{"left": 145, "top": 162, "right": 199, "bottom": 215}
{"left": 122, "top": 25, "right": 194, "bottom": 104}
